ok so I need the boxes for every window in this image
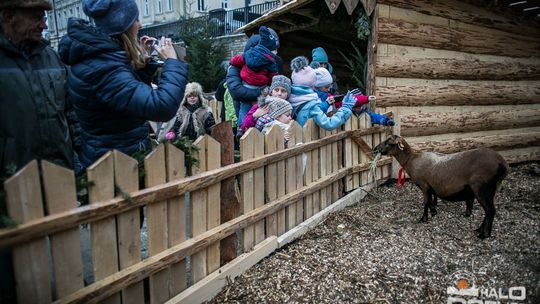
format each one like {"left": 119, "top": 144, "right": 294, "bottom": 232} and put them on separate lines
{"left": 167, "top": 0, "right": 173, "bottom": 11}
{"left": 197, "top": 0, "right": 205, "bottom": 11}
{"left": 70, "top": 8, "right": 73, "bottom": 17}
{"left": 156, "top": 0, "right": 162, "bottom": 14}
{"left": 144, "top": 0, "right": 150, "bottom": 16}
{"left": 221, "top": 0, "right": 228, "bottom": 9}
{"left": 76, "top": 6, "right": 80, "bottom": 18}
{"left": 63, "top": 11, "right": 67, "bottom": 29}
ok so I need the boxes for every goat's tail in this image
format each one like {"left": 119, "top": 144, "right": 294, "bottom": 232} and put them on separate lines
{"left": 494, "top": 161, "right": 509, "bottom": 194}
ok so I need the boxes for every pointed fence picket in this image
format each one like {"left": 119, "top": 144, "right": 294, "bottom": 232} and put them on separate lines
{"left": 88, "top": 152, "right": 121, "bottom": 304}
{"left": 0, "top": 115, "right": 393, "bottom": 304}
{"left": 5, "top": 160, "right": 52, "bottom": 303}
{"left": 191, "top": 135, "right": 221, "bottom": 283}
{"left": 113, "top": 151, "right": 145, "bottom": 304}
{"left": 302, "top": 119, "right": 315, "bottom": 219}
{"left": 42, "top": 161, "right": 84, "bottom": 299}
{"left": 165, "top": 144, "right": 187, "bottom": 295}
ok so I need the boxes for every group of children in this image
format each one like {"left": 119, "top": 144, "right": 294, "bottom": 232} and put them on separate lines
{"left": 153, "top": 26, "right": 394, "bottom": 145}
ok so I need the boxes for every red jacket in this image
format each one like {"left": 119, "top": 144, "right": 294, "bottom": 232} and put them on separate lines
{"left": 230, "top": 54, "right": 277, "bottom": 86}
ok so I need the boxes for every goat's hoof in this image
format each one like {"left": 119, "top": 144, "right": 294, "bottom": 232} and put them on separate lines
{"left": 475, "top": 226, "right": 483, "bottom": 233}
{"left": 464, "top": 212, "right": 472, "bottom": 217}
{"left": 430, "top": 209, "right": 438, "bottom": 216}
{"left": 477, "top": 232, "right": 490, "bottom": 239}
{"left": 418, "top": 217, "right": 428, "bottom": 223}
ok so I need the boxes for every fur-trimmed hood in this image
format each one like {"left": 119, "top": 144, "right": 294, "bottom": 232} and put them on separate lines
{"left": 180, "top": 82, "right": 208, "bottom": 107}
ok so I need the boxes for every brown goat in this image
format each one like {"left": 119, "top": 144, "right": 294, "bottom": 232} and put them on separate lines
{"left": 373, "top": 135, "right": 509, "bottom": 239}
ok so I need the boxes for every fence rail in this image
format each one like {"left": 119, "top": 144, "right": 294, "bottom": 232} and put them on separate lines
{"left": 1, "top": 108, "right": 392, "bottom": 304}
{"left": 139, "top": 1, "right": 280, "bottom": 38}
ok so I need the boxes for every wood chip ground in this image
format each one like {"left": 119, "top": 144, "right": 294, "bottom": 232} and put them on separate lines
{"left": 208, "top": 162, "right": 540, "bottom": 303}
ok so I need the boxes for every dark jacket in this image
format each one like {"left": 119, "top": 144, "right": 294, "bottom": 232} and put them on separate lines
{"left": 58, "top": 19, "right": 188, "bottom": 168}
{"left": 0, "top": 32, "right": 74, "bottom": 179}
{"left": 225, "top": 65, "right": 261, "bottom": 103}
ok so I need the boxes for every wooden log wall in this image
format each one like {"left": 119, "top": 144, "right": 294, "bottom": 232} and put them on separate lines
{"left": 0, "top": 118, "right": 391, "bottom": 304}
{"left": 374, "top": 0, "right": 540, "bottom": 168}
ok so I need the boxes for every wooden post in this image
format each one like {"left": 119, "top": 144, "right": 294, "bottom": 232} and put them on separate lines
{"left": 5, "top": 161, "right": 51, "bottom": 303}
{"left": 331, "top": 128, "right": 340, "bottom": 202}
{"left": 319, "top": 128, "right": 329, "bottom": 209}
{"left": 211, "top": 121, "right": 239, "bottom": 264}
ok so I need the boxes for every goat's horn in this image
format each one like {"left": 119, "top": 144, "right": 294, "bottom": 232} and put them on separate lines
{"left": 397, "top": 142, "right": 404, "bottom": 150}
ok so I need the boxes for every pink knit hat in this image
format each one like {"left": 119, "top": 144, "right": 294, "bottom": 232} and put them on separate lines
{"left": 290, "top": 56, "right": 316, "bottom": 87}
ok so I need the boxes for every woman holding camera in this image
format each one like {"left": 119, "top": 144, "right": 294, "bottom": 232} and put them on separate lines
{"left": 59, "top": 0, "right": 188, "bottom": 168}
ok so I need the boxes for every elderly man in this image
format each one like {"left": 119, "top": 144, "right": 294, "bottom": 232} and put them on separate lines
{"left": 0, "top": 0, "right": 76, "bottom": 181}
{"left": 0, "top": 0, "right": 76, "bottom": 302}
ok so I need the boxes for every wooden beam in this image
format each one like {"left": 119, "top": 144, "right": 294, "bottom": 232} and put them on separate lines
{"left": 0, "top": 127, "right": 386, "bottom": 249}
{"left": 53, "top": 159, "right": 392, "bottom": 304}
{"left": 378, "top": 0, "right": 540, "bottom": 36}
{"left": 378, "top": 17, "right": 540, "bottom": 57}
{"left": 409, "top": 132, "right": 540, "bottom": 153}
{"left": 400, "top": 109, "right": 540, "bottom": 137}
{"left": 376, "top": 56, "right": 540, "bottom": 80}
{"left": 351, "top": 135, "right": 375, "bottom": 160}
{"left": 376, "top": 81, "right": 540, "bottom": 107}
{"left": 165, "top": 237, "right": 278, "bottom": 304}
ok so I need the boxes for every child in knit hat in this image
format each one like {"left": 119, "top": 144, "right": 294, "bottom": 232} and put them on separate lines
{"left": 230, "top": 26, "right": 280, "bottom": 87}
{"left": 288, "top": 56, "right": 355, "bottom": 130}
{"left": 240, "top": 75, "right": 291, "bottom": 134}
{"left": 260, "top": 97, "right": 293, "bottom": 142}
{"left": 311, "top": 47, "right": 339, "bottom": 93}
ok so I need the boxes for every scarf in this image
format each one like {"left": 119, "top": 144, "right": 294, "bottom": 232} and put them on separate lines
{"left": 289, "top": 85, "right": 319, "bottom": 109}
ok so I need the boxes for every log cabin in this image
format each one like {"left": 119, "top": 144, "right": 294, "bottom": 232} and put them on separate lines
{"left": 238, "top": 0, "right": 540, "bottom": 173}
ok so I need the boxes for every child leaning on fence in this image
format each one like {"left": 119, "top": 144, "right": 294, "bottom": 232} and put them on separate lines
{"left": 288, "top": 56, "right": 355, "bottom": 131}
{"left": 241, "top": 75, "right": 292, "bottom": 135}
{"left": 260, "top": 96, "right": 293, "bottom": 144}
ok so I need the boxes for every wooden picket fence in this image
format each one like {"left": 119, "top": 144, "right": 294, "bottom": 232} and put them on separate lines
{"left": 0, "top": 114, "right": 391, "bottom": 304}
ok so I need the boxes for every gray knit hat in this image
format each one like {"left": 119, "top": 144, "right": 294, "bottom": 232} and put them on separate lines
{"left": 0, "top": 0, "right": 52, "bottom": 10}
{"left": 269, "top": 75, "right": 291, "bottom": 96}
{"left": 83, "top": 0, "right": 139, "bottom": 36}
{"left": 267, "top": 96, "right": 292, "bottom": 119}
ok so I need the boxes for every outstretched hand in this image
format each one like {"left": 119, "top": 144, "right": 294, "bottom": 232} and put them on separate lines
{"left": 341, "top": 91, "right": 357, "bottom": 110}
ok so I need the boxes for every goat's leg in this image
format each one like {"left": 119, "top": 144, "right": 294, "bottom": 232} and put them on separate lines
{"left": 464, "top": 199, "right": 473, "bottom": 217}
{"left": 418, "top": 191, "right": 431, "bottom": 223}
{"left": 474, "top": 190, "right": 497, "bottom": 239}
{"left": 429, "top": 193, "right": 438, "bottom": 216}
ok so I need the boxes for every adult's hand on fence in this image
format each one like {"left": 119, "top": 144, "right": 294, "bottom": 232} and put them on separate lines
{"left": 155, "top": 37, "right": 178, "bottom": 60}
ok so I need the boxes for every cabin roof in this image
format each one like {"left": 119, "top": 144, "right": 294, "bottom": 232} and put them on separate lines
{"left": 237, "top": 0, "right": 540, "bottom": 35}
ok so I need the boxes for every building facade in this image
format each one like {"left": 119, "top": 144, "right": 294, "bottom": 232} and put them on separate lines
{"left": 46, "top": 0, "right": 272, "bottom": 48}
{"left": 46, "top": 0, "right": 89, "bottom": 49}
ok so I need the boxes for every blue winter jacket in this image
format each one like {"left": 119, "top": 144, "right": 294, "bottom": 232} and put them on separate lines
{"left": 59, "top": 19, "right": 188, "bottom": 168}
{"left": 290, "top": 86, "right": 351, "bottom": 131}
